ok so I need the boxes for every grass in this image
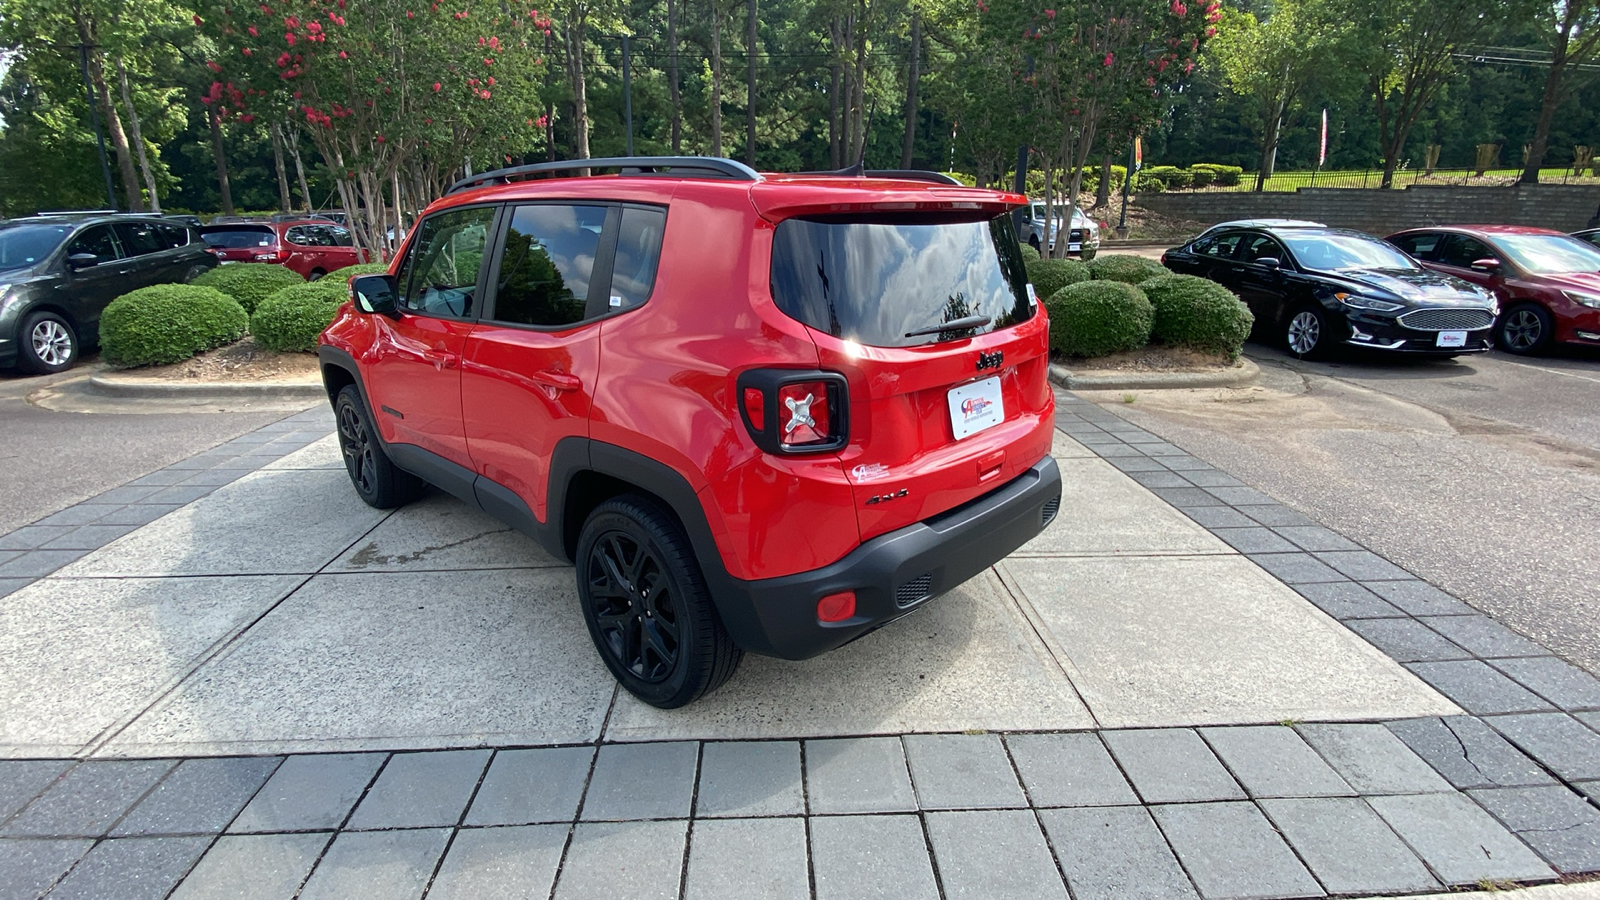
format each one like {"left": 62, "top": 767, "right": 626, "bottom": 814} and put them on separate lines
{"left": 1210, "top": 167, "right": 1599, "bottom": 192}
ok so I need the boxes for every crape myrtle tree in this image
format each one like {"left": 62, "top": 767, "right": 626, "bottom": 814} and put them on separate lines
{"left": 982, "top": 0, "right": 1215, "bottom": 257}
{"left": 193, "top": 0, "right": 552, "bottom": 255}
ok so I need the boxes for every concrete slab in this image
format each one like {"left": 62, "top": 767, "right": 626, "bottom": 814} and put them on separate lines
{"left": 260, "top": 434, "right": 342, "bottom": 470}
{"left": 604, "top": 571, "right": 1092, "bottom": 741}
{"left": 58, "top": 469, "right": 389, "bottom": 577}
{"left": 1050, "top": 432, "right": 1096, "bottom": 458}
{"left": 329, "top": 492, "right": 563, "bottom": 573}
{"left": 1003, "top": 555, "right": 1460, "bottom": 728}
{"left": 99, "top": 570, "right": 615, "bottom": 756}
{"left": 1014, "top": 457, "right": 1231, "bottom": 557}
{"left": 0, "top": 576, "right": 301, "bottom": 757}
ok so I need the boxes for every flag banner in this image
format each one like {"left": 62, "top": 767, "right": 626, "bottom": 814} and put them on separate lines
{"left": 1319, "top": 109, "right": 1328, "bottom": 167}
{"left": 1134, "top": 136, "right": 1143, "bottom": 171}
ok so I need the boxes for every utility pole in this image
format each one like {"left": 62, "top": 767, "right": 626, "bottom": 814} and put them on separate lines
{"left": 622, "top": 35, "right": 634, "bottom": 156}
{"left": 1011, "top": 55, "right": 1033, "bottom": 240}
{"left": 75, "top": 44, "right": 116, "bottom": 210}
{"left": 1117, "top": 138, "right": 1134, "bottom": 239}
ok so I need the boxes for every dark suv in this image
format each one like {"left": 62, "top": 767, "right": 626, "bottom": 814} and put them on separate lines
{"left": 0, "top": 213, "right": 217, "bottom": 374}
{"left": 318, "top": 156, "right": 1063, "bottom": 707}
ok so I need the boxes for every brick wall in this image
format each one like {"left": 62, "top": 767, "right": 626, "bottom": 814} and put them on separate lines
{"left": 1137, "top": 185, "right": 1600, "bottom": 236}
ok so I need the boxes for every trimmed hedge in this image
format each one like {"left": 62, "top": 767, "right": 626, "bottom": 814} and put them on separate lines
{"left": 100, "top": 285, "right": 249, "bottom": 367}
{"left": 1139, "top": 274, "right": 1256, "bottom": 360}
{"left": 1190, "top": 163, "right": 1244, "bottom": 187}
{"left": 1087, "top": 254, "right": 1170, "bottom": 285}
{"left": 251, "top": 281, "right": 349, "bottom": 352}
{"left": 323, "top": 262, "right": 389, "bottom": 282}
{"left": 1026, "top": 257, "right": 1091, "bottom": 299}
{"left": 192, "top": 264, "right": 305, "bottom": 313}
{"left": 1018, "top": 243, "right": 1040, "bottom": 261}
{"left": 1046, "top": 281, "right": 1154, "bottom": 358}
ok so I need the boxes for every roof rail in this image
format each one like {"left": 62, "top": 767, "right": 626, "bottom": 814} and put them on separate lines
{"left": 34, "top": 209, "right": 118, "bottom": 217}
{"left": 795, "top": 166, "right": 965, "bottom": 187}
{"left": 448, "top": 156, "right": 762, "bottom": 194}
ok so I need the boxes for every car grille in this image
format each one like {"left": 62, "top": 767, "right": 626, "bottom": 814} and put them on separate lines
{"left": 1396, "top": 308, "right": 1495, "bottom": 331}
{"left": 896, "top": 574, "right": 933, "bottom": 609}
{"left": 1041, "top": 497, "right": 1060, "bottom": 528}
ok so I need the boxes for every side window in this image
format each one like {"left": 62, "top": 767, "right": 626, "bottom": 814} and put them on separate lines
{"left": 490, "top": 203, "right": 607, "bottom": 328}
{"left": 1392, "top": 233, "right": 1442, "bottom": 260}
{"left": 157, "top": 223, "right": 190, "bottom": 249}
{"left": 398, "top": 206, "right": 495, "bottom": 318}
{"left": 609, "top": 207, "right": 667, "bottom": 308}
{"left": 1240, "top": 235, "right": 1286, "bottom": 265}
{"left": 1199, "top": 233, "right": 1244, "bottom": 258}
{"left": 327, "top": 225, "right": 354, "bottom": 247}
{"left": 114, "top": 222, "right": 165, "bottom": 257}
{"left": 66, "top": 225, "right": 122, "bottom": 263}
{"left": 284, "top": 226, "right": 313, "bottom": 246}
{"left": 1438, "top": 235, "right": 1494, "bottom": 269}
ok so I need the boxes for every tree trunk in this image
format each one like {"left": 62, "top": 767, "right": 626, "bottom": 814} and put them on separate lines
{"left": 901, "top": 7, "right": 920, "bottom": 169}
{"left": 288, "top": 132, "right": 313, "bottom": 211}
{"left": 115, "top": 57, "right": 160, "bottom": 213}
{"left": 566, "top": 22, "right": 590, "bottom": 159}
{"left": 746, "top": 0, "right": 757, "bottom": 164}
{"left": 1094, "top": 150, "right": 1112, "bottom": 209}
{"left": 209, "top": 110, "right": 234, "bottom": 215}
{"left": 710, "top": 3, "right": 723, "bottom": 157}
{"left": 851, "top": 5, "right": 867, "bottom": 163}
{"left": 1521, "top": 54, "right": 1568, "bottom": 184}
{"left": 668, "top": 0, "right": 682, "bottom": 153}
{"left": 545, "top": 29, "right": 558, "bottom": 161}
{"left": 828, "top": 54, "right": 841, "bottom": 168}
{"left": 270, "top": 123, "right": 293, "bottom": 214}
{"left": 76, "top": 13, "right": 141, "bottom": 211}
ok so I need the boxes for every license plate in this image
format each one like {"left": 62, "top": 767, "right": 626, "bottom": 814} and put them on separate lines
{"left": 1436, "top": 331, "right": 1467, "bottom": 348}
{"left": 948, "top": 376, "right": 1005, "bottom": 440}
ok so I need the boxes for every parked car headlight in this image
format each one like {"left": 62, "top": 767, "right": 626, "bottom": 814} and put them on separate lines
{"left": 1564, "top": 289, "right": 1600, "bottom": 309}
{"left": 1333, "top": 292, "right": 1404, "bottom": 313}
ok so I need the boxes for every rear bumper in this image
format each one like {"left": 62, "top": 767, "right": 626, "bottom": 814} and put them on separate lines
{"left": 715, "top": 455, "right": 1062, "bottom": 660}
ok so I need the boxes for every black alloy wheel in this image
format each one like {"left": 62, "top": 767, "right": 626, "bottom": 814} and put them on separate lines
{"left": 334, "top": 385, "right": 423, "bottom": 509}
{"left": 577, "top": 494, "right": 741, "bottom": 708}
{"left": 1496, "top": 303, "right": 1552, "bottom": 355}
{"left": 18, "top": 311, "right": 78, "bottom": 375}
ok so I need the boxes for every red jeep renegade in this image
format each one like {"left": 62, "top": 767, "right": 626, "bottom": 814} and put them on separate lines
{"left": 318, "top": 157, "right": 1062, "bottom": 708}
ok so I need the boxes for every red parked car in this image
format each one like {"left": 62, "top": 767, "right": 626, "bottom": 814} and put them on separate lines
{"left": 199, "top": 219, "right": 369, "bottom": 280}
{"left": 1387, "top": 225, "right": 1600, "bottom": 354}
{"left": 317, "top": 157, "right": 1062, "bottom": 707}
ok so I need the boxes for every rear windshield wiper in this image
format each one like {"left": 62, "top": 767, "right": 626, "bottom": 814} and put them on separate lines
{"left": 905, "top": 315, "right": 992, "bottom": 338}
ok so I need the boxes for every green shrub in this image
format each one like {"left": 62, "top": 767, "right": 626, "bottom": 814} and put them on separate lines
{"left": 1187, "top": 167, "right": 1216, "bottom": 188}
{"left": 1046, "top": 281, "right": 1153, "bottom": 358}
{"left": 1139, "top": 274, "right": 1256, "bottom": 360}
{"left": 99, "top": 285, "right": 249, "bottom": 367}
{"left": 1025, "top": 256, "right": 1091, "bottom": 299}
{"left": 192, "top": 264, "right": 305, "bottom": 313}
{"left": 251, "top": 281, "right": 349, "bottom": 352}
{"left": 1133, "top": 174, "right": 1165, "bottom": 193}
{"left": 1190, "top": 163, "right": 1244, "bottom": 186}
{"left": 1143, "top": 165, "right": 1193, "bottom": 189}
{"left": 1018, "top": 243, "right": 1040, "bottom": 261}
{"left": 1087, "top": 254, "right": 1170, "bottom": 285}
{"left": 323, "top": 262, "right": 389, "bottom": 283}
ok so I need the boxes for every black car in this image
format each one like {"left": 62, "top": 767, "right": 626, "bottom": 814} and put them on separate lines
{"left": 0, "top": 214, "right": 218, "bottom": 374}
{"left": 1574, "top": 228, "right": 1600, "bottom": 251}
{"left": 1161, "top": 224, "right": 1498, "bottom": 358}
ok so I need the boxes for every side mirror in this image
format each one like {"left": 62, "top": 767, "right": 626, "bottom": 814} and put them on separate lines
{"left": 1256, "top": 257, "right": 1282, "bottom": 270}
{"left": 350, "top": 274, "right": 399, "bottom": 315}
{"left": 1470, "top": 257, "right": 1501, "bottom": 272}
{"left": 66, "top": 253, "right": 99, "bottom": 269}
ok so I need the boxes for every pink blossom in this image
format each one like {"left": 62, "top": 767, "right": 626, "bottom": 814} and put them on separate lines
{"left": 285, "top": 32, "right": 297, "bottom": 45}
{"left": 1171, "top": 0, "right": 1186, "bottom": 15}
{"left": 339, "top": 50, "right": 348, "bottom": 58}
{"left": 206, "top": 60, "right": 222, "bottom": 72}
{"left": 1043, "top": 8, "right": 1054, "bottom": 18}
{"left": 248, "top": 25, "right": 258, "bottom": 36}
{"left": 433, "top": 81, "right": 442, "bottom": 91}
{"left": 1103, "top": 52, "right": 1114, "bottom": 66}
{"left": 192, "top": 14, "right": 203, "bottom": 26}
{"left": 277, "top": 51, "right": 291, "bottom": 66}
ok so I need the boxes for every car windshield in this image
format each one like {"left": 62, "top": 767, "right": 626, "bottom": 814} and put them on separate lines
{"left": 200, "top": 226, "right": 277, "bottom": 249}
{"left": 770, "top": 212, "right": 1033, "bottom": 348}
{"left": 0, "top": 223, "right": 72, "bottom": 272}
{"left": 1492, "top": 234, "right": 1600, "bottom": 274}
{"left": 1280, "top": 232, "right": 1418, "bottom": 272}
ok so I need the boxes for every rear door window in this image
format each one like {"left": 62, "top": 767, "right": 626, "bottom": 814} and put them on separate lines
{"left": 769, "top": 213, "right": 1032, "bottom": 348}
{"left": 1390, "top": 232, "right": 1443, "bottom": 260}
{"left": 114, "top": 221, "right": 166, "bottom": 257}
{"left": 200, "top": 226, "right": 277, "bottom": 249}
{"left": 1195, "top": 233, "right": 1244, "bottom": 259}
{"left": 489, "top": 203, "right": 607, "bottom": 328}
{"left": 1438, "top": 235, "right": 1497, "bottom": 269}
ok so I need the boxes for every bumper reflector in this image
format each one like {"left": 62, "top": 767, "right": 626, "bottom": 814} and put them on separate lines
{"left": 817, "top": 591, "right": 856, "bottom": 623}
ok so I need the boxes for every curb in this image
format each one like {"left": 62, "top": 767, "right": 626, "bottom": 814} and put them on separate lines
{"left": 86, "top": 374, "right": 325, "bottom": 402}
{"left": 1049, "top": 357, "right": 1259, "bottom": 391}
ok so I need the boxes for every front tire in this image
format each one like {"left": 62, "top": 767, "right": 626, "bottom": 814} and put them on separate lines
{"left": 1285, "top": 304, "right": 1331, "bottom": 359}
{"left": 1496, "top": 303, "right": 1552, "bottom": 355}
{"left": 577, "top": 494, "right": 741, "bottom": 708}
{"left": 18, "top": 311, "right": 78, "bottom": 375}
{"left": 334, "top": 385, "right": 424, "bottom": 509}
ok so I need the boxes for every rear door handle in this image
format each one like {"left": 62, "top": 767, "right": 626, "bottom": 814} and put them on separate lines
{"left": 532, "top": 370, "right": 582, "bottom": 392}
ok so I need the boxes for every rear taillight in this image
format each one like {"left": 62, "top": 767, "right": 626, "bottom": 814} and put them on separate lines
{"left": 736, "top": 369, "right": 848, "bottom": 454}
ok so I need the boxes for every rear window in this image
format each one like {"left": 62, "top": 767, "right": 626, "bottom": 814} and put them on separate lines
{"left": 200, "top": 226, "right": 277, "bottom": 249}
{"left": 769, "top": 213, "right": 1033, "bottom": 348}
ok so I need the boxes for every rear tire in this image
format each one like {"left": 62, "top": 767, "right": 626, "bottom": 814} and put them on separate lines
{"left": 1496, "top": 303, "right": 1552, "bottom": 355}
{"left": 576, "top": 494, "right": 742, "bottom": 708}
{"left": 308, "top": 269, "right": 327, "bottom": 282}
{"left": 334, "top": 385, "right": 424, "bottom": 509}
{"left": 18, "top": 311, "right": 78, "bottom": 375}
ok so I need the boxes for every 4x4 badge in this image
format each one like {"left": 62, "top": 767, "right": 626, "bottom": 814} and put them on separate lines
{"left": 977, "top": 350, "right": 1004, "bottom": 372}
{"left": 865, "top": 488, "right": 909, "bottom": 505}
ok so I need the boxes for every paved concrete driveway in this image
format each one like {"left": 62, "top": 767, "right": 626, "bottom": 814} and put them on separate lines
{"left": 2, "top": 393, "right": 1598, "bottom": 899}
